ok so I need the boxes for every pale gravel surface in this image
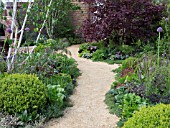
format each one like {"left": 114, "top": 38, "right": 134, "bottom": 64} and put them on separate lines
{"left": 46, "top": 45, "right": 119, "bottom": 128}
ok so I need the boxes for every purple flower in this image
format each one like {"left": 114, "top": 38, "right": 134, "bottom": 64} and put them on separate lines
{"left": 115, "top": 52, "right": 121, "bottom": 58}
{"left": 165, "top": 18, "right": 169, "bottom": 22}
{"left": 157, "top": 27, "right": 163, "bottom": 32}
{"left": 163, "top": 17, "right": 169, "bottom": 22}
{"left": 25, "top": 27, "right": 30, "bottom": 31}
{"left": 6, "top": 28, "right": 12, "bottom": 34}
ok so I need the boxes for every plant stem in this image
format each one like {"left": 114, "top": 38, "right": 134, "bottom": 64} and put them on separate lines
{"left": 165, "top": 22, "right": 169, "bottom": 38}
{"left": 157, "top": 32, "right": 160, "bottom": 67}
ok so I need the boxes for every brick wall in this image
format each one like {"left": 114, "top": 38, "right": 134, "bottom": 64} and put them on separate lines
{"left": 71, "top": 0, "right": 89, "bottom": 29}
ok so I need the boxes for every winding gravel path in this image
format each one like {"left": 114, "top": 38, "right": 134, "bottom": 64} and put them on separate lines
{"left": 46, "top": 45, "right": 119, "bottom": 128}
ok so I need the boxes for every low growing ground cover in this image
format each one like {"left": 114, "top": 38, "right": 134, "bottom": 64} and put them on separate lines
{"left": 78, "top": 41, "right": 144, "bottom": 64}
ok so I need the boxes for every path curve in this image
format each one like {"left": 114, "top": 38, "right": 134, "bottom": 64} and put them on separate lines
{"left": 46, "top": 45, "right": 119, "bottom": 128}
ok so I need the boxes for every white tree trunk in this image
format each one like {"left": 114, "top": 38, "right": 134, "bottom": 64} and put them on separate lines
{"left": 6, "top": 0, "right": 17, "bottom": 72}
{"left": 19, "top": 0, "right": 53, "bottom": 65}
{"left": 35, "top": 0, "right": 53, "bottom": 43}
{"left": 10, "top": 2, "right": 33, "bottom": 70}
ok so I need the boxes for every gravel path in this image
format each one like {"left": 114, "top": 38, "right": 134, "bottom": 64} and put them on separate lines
{"left": 46, "top": 45, "right": 119, "bottom": 128}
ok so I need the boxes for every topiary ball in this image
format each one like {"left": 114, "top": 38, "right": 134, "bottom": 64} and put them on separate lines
{"left": 0, "top": 74, "right": 48, "bottom": 117}
{"left": 123, "top": 104, "right": 170, "bottom": 128}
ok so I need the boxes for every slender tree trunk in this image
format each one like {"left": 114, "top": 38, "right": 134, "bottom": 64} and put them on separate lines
{"left": 10, "top": 2, "right": 33, "bottom": 71}
{"left": 7, "top": 0, "right": 17, "bottom": 72}
{"left": 36, "top": 0, "right": 53, "bottom": 43}
{"left": 19, "top": 0, "right": 53, "bottom": 64}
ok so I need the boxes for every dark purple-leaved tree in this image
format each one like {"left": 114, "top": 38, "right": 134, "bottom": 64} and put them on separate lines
{"left": 79, "top": 0, "right": 166, "bottom": 44}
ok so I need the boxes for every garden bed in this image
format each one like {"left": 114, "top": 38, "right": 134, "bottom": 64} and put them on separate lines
{"left": 105, "top": 54, "right": 170, "bottom": 127}
{"left": 0, "top": 42, "right": 81, "bottom": 127}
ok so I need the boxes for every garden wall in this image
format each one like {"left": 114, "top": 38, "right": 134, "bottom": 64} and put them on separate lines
{"left": 71, "top": 0, "right": 89, "bottom": 29}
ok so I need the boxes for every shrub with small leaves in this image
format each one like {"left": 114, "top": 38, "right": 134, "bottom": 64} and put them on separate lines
{"left": 123, "top": 104, "right": 170, "bottom": 128}
{"left": 0, "top": 74, "right": 48, "bottom": 118}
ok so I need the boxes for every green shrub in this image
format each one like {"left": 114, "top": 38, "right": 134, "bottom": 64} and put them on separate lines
{"left": 14, "top": 50, "right": 80, "bottom": 80}
{"left": 34, "top": 38, "right": 70, "bottom": 53}
{"left": 121, "top": 57, "right": 138, "bottom": 70}
{"left": 0, "top": 74, "right": 47, "bottom": 117}
{"left": 56, "top": 54, "right": 80, "bottom": 79}
{"left": 119, "top": 45, "right": 134, "bottom": 55}
{"left": 34, "top": 44, "right": 46, "bottom": 53}
{"left": 123, "top": 104, "right": 170, "bottom": 128}
{"left": 79, "top": 43, "right": 90, "bottom": 52}
{"left": 79, "top": 43, "right": 99, "bottom": 59}
{"left": 79, "top": 50, "right": 92, "bottom": 59}
{"left": 91, "top": 49, "right": 105, "bottom": 61}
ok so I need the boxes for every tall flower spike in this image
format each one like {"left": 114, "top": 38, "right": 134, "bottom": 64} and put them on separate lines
{"left": 157, "top": 27, "right": 163, "bottom": 32}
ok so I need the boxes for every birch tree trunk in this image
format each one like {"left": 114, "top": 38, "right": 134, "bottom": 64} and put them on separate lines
{"left": 18, "top": 0, "right": 53, "bottom": 64}
{"left": 6, "top": 0, "right": 17, "bottom": 72}
{"left": 10, "top": 2, "right": 33, "bottom": 70}
{"left": 35, "top": 0, "right": 53, "bottom": 43}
